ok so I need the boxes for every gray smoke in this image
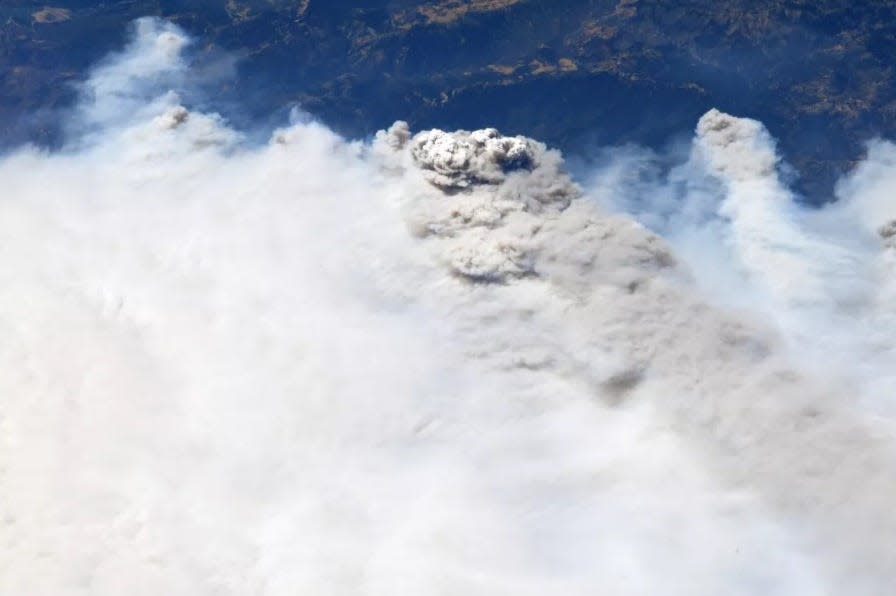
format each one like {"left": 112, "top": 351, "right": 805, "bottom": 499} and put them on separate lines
{"left": 379, "top": 122, "right": 674, "bottom": 286}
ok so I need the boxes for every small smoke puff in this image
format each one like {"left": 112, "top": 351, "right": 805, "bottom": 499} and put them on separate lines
{"left": 879, "top": 220, "right": 896, "bottom": 249}
{"left": 695, "top": 108, "right": 779, "bottom": 183}
{"left": 378, "top": 120, "right": 412, "bottom": 150}
{"left": 125, "top": 105, "right": 237, "bottom": 156}
{"left": 153, "top": 105, "right": 189, "bottom": 130}
{"left": 880, "top": 221, "right": 896, "bottom": 238}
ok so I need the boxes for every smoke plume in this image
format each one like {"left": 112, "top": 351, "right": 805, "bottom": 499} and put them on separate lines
{"left": 3, "top": 18, "right": 896, "bottom": 596}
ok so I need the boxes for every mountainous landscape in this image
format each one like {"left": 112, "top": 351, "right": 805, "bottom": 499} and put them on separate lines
{"left": 4, "top": 0, "right": 896, "bottom": 199}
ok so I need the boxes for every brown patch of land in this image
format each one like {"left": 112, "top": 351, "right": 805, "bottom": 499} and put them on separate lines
{"left": 32, "top": 7, "right": 72, "bottom": 24}
{"left": 225, "top": 1, "right": 253, "bottom": 22}
{"left": 558, "top": 58, "right": 578, "bottom": 72}
{"left": 394, "top": 0, "right": 524, "bottom": 28}
{"left": 296, "top": 0, "right": 311, "bottom": 20}
{"left": 488, "top": 64, "right": 519, "bottom": 75}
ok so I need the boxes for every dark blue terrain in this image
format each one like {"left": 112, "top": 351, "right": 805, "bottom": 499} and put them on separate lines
{"left": 3, "top": 0, "right": 896, "bottom": 199}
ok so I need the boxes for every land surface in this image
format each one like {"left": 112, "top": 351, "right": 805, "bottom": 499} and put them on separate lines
{"left": 4, "top": 0, "right": 896, "bottom": 199}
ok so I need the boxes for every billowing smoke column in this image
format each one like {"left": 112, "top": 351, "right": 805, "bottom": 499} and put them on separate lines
{"left": 3, "top": 17, "right": 896, "bottom": 596}
{"left": 693, "top": 108, "right": 863, "bottom": 309}
{"left": 383, "top": 122, "right": 674, "bottom": 286}
{"left": 684, "top": 109, "right": 896, "bottom": 412}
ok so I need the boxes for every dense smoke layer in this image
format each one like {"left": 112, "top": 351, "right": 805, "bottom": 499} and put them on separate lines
{"left": 3, "top": 18, "right": 896, "bottom": 596}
